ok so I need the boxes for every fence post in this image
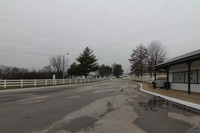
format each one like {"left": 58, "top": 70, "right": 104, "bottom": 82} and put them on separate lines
{"left": 21, "top": 79, "right": 23, "bottom": 88}
{"left": 70, "top": 79, "right": 71, "bottom": 84}
{"left": 63, "top": 79, "right": 65, "bottom": 85}
{"left": 4, "top": 79, "right": 6, "bottom": 89}
{"left": 76, "top": 78, "right": 77, "bottom": 84}
{"left": 34, "top": 79, "right": 37, "bottom": 87}
{"left": 45, "top": 79, "right": 47, "bottom": 86}
{"left": 81, "top": 78, "right": 82, "bottom": 83}
{"left": 55, "top": 79, "right": 57, "bottom": 85}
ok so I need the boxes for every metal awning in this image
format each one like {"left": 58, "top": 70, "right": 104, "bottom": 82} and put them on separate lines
{"left": 154, "top": 49, "right": 200, "bottom": 69}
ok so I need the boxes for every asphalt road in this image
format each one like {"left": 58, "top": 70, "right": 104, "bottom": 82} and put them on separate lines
{"left": 0, "top": 79, "right": 199, "bottom": 133}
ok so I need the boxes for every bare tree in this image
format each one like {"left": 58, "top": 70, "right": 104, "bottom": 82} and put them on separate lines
{"left": 146, "top": 40, "right": 167, "bottom": 77}
{"left": 0, "top": 65, "right": 5, "bottom": 77}
{"left": 49, "top": 55, "right": 63, "bottom": 78}
{"left": 42, "top": 65, "right": 52, "bottom": 73}
{"left": 49, "top": 54, "right": 70, "bottom": 78}
{"left": 0, "top": 64, "right": 57, "bottom": 79}
{"left": 129, "top": 44, "right": 148, "bottom": 77}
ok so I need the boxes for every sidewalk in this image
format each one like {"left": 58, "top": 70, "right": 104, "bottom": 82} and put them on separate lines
{"left": 141, "top": 82, "right": 200, "bottom": 105}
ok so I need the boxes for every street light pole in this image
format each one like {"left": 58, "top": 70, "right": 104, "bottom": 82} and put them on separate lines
{"left": 63, "top": 53, "right": 69, "bottom": 80}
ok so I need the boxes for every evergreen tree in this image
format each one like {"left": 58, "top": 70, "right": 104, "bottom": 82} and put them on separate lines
{"left": 112, "top": 64, "right": 123, "bottom": 78}
{"left": 98, "top": 64, "right": 112, "bottom": 77}
{"left": 67, "top": 62, "right": 79, "bottom": 76}
{"left": 76, "top": 47, "right": 99, "bottom": 77}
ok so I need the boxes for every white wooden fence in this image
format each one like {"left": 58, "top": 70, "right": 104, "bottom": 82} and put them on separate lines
{"left": 123, "top": 76, "right": 153, "bottom": 83}
{"left": 124, "top": 75, "right": 167, "bottom": 83}
{"left": 132, "top": 76, "right": 153, "bottom": 83}
{"left": 0, "top": 77, "right": 105, "bottom": 89}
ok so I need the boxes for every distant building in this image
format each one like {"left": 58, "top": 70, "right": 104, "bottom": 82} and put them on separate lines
{"left": 154, "top": 49, "right": 200, "bottom": 94}
{"left": 88, "top": 71, "right": 99, "bottom": 78}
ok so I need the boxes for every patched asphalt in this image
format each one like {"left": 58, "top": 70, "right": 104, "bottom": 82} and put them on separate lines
{"left": 0, "top": 80, "right": 199, "bottom": 133}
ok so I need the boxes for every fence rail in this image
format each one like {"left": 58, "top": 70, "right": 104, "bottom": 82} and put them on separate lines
{"left": 123, "top": 75, "right": 167, "bottom": 83}
{"left": 0, "top": 77, "right": 105, "bottom": 89}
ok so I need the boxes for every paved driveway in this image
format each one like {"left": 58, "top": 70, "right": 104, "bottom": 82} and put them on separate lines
{"left": 0, "top": 79, "right": 199, "bottom": 133}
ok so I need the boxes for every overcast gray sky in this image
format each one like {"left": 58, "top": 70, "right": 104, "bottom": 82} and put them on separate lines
{"left": 0, "top": 0, "right": 200, "bottom": 72}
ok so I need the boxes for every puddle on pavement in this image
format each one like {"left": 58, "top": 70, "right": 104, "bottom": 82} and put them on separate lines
{"left": 138, "top": 96, "right": 167, "bottom": 111}
{"left": 188, "top": 124, "right": 200, "bottom": 133}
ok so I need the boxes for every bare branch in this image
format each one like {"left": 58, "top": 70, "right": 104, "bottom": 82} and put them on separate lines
{"left": 146, "top": 40, "right": 168, "bottom": 77}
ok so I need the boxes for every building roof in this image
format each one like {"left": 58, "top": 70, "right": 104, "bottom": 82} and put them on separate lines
{"left": 155, "top": 49, "right": 200, "bottom": 69}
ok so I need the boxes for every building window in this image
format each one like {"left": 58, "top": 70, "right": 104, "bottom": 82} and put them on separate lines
{"left": 173, "top": 72, "right": 184, "bottom": 83}
{"left": 172, "top": 70, "right": 200, "bottom": 84}
{"left": 191, "top": 70, "right": 198, "bottom": 83}
{"left": 185, "top": 72, "right": 188, "bottom": 83}
{"left": 185, "top": 70, "right": 198, "bottom": 84}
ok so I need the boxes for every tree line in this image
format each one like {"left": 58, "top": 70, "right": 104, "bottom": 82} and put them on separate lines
{"left": 0, "top": 65, "right": 54, "bottom": 79}
{"left": 0, "top": 47, "right": 123, "bottom": 79}
{"left": 129, "top": 40, "right": 167, "bottom": 77}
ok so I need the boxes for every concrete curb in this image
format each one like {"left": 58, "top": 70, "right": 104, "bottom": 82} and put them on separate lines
{"left": 136, "top": 82, "right": 200, "bottom": 110}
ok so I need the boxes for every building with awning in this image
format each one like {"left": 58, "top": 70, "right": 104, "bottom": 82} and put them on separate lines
{"left": 154, "top": 49, "right": 200, "bottom": 94}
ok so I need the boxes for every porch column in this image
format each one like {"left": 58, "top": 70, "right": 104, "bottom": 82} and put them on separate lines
{"left": 165, "top": 66, "right": 170, "bottom": 90}
{"left": 154, "top": 68, "right": 157, "bottom": 81}
{"left": 187, "top": 62, "right": 192, "bottom": 94}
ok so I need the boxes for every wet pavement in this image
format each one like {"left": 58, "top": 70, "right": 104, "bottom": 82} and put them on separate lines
{"left": 0, "top": 79, "right": 199, "bottom": 133}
